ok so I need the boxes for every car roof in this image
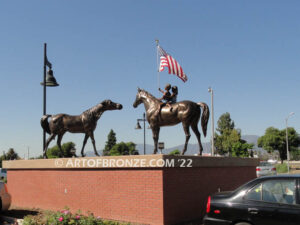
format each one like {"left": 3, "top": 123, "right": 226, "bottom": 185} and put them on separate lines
{"left": 231, "top": 174, "right": 300, "bottom": 195}
{"left": 257, "top": 174, "right": 300, "bottom": 179}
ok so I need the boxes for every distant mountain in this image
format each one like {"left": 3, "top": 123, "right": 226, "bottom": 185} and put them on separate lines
{"left": 242, "top": 135, "right": 260, "bottom": 147}
{"left": 136, "top": 135, "right": 264, "bottom": 155}
{"left": 85, "top": 135, "right": 265, "bottom": 156}
{"left": 136, "top": 142, "right": 211, "bottom": 155}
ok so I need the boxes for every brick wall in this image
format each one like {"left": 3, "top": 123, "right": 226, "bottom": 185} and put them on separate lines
{"left": 8, "top": 169, "right": 164, "bottom": 225}
{"left": 162, "top": 167, "right": 256, "bottom": 224}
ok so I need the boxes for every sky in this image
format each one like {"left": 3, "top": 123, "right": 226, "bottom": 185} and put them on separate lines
{"left": 0, "top": 1, "right": 300, "bottom": 157}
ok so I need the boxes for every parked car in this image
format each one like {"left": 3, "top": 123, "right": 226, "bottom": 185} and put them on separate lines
{"left": 0, "top": 168, "right": 7, "bottom": 179}
{"left": 256, "top": 161, "right": 276, "bottom": 177}
{"left": 203, "top": 175, "right": 300, "bottom": 225}
{"left": 0, "top": 181, "right": 11, "bottom": 210}
{"left": 267, "top": 159, "right": 278, "bottom": 164}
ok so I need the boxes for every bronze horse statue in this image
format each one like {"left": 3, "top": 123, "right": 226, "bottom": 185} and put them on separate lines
{"left": 133, "top": 88, "right": 209, "bottom": 155}
{"left": 41, "top": 100, "right": 123, "bottom": 158}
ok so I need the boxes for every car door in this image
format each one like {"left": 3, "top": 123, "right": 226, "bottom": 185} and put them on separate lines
{"left": 244, "top": 183, "right": 280, "bottom": 225}
{"left": 274, "top": 178, "right": 300, "bottom": 225}
{"left": 244, "top": 178, "right": 300, "bottom": 225}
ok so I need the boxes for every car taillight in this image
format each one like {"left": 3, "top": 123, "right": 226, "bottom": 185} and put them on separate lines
{"left": 206, "top": 196, "right": 211, "bottom": 213}
{"left": 214, "top": 210, "right": 221, "bottom": 214}
{"left": 272, "top": 167, "right": 276, "bottom": 171}
{"left": 256, "top": 168, "right": 261, "bottom": 171}
{"left": 4, "top": 183, "right": 8, "bottom": 193}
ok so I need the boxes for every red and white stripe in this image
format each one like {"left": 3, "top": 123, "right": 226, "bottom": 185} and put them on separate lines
{"left": 159, "top": 56, "right": 168, "bottom": 72}
{"left": 158, "top": 45, "right": 188, "bottom": 82}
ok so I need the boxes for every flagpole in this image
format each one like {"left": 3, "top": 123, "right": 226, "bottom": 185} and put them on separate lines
{"left": 155, "top": 39, "right": 160, "bottom": 93}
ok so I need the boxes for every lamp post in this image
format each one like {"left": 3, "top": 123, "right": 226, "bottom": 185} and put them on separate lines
{"left": 41, "top": 43, "right": 59, "bottom": 153}
{"left": 208, "top": 87, "right": 214, "bottom": 156}
{"left": 135, "top": 113, "right": 147, "bottom": 155}
{"left": 285, "top": 112, "right": 295, "bottom": 174}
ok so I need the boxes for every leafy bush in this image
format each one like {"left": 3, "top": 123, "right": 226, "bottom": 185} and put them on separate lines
{"left": 23, "top": 208, "right": 130, "bottom": 225}
{"left": 47, "top": 142, "right": 76, "bottom": 158}
{"left": 276, "top": 163, "right": 288, "bottom": 173}
{"left": 168, "top": 149, "right": 180, "bottom": 155}
{"left": 109, "top": 142, "right": 138, "bottom": 156}
{"left": 290, "top": 148, "right": 300, "bottom": 161}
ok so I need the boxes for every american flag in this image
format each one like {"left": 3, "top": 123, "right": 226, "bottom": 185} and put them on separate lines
{"left": 158, "top": 45, "right": 188, "bottom": 82}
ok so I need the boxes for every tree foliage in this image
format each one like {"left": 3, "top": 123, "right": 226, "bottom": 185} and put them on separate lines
{"left": 5, "top": 148, "right": 20, "bottom": 160}
{"left": 0, "top": 148, "right": 20, "bottom": 167}
{"left": 103, "top": 129, "right": 117, "bottom": 156}
{"left": 258, "top": 127, "right": 300, "bottom": 163}
{"left": 215, "top": 113, "right": 252, "bottom": 157}
{"left": 216, "top": 112, "right": 235, "bottom": 135}
{"left": 169, "top": 149, "right": 181, "bottom": 155}
{"left": 109, "top": 142, "right": 139, "bottom": 156}
{"left": 46, "top": 142, "right": 76, "bottom": 158}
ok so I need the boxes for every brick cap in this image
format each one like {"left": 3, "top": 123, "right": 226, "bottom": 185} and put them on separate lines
{"left": 3, "top": 155, "right": 259, "bottom": 169}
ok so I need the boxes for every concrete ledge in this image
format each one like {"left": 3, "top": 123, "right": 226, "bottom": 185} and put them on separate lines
{"left": 3, "top": 155, "right": 259, "bottom": 169}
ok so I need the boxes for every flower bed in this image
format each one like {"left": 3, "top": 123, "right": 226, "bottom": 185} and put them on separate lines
{"left": 23, "top": 208, "right": 130, "bottom": 225}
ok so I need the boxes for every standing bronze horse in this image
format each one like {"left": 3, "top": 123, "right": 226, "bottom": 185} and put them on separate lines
{"left": 41, "top": 100, "right": 123, "bottom": 158}
{"left": 133, "top": 88, "right": 209, "bottom": 155}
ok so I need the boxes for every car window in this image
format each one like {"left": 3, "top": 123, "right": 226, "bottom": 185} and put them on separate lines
{"left": 1, "top": 169, "right": 6, "bottom": 173}
{"left": 259, "top": 162, "right": 271, "bottom": 167}
{"left": 245, "top": 183, "right": 262, "bottom": 201}
{"left": 245, "top": 179, "right": 296, "bottom": 205}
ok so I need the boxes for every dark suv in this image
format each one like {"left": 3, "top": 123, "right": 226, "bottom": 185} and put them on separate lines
{"left": 203, "top": 175, "right": 300, "bottom": 225}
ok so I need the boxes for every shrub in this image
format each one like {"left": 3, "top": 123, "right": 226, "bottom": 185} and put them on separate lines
{"left": 276, "top": 163, "right": 288, "bottom": 174}
{"left": 169, "top": 149, "right": 180, "bottom": 155}
{"left": 23, "top": 208, "right": 130, "bottom": 225}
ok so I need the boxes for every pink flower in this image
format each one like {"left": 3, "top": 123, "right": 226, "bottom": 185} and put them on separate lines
{"left": 75, "top": 215, "right": 80, "bottom": 220}
{"left": 58, "top": 217, "right": 63, "bottom": 222}
{"left": 63, "top": 210, "right": 70, "bottom": 215}
{"left": 97, "top": 216, "right": 101, "bottom": 220}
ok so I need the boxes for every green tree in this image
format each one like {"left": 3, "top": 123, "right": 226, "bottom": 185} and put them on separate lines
{"left": 215, "top": 113, "right": 252, "bottom": 157}
{"left": 103, "top": 129, "right": 117, "bottom": 156}
{"left": 232, "top": 141, "right": 253, "bottom": 157}
{"left": 0, "top": 149, "right": 20, "bottom": 167}
{"left": 5, "top": 148, "right": 20, "bottom": 160}
{"left": 109, "top": 142, "right": 139, "bottom": 156}
{"left": 169, "top": 149, "right": 180, "bottom": 155}
{"left": 258, "top": 127, "right": 300, "bottom": 163}
{"left": 46, "top": 142, "right": 76, "bottom": 158}
{"left": 216, "top": 112, "right": 235, "bottom": 135}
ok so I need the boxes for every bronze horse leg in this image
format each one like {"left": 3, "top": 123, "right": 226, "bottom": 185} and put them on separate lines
{"left": 57, "top": 134, "right": 64, "bottom": 157}
{"left": 89, "top": 132, "right": 100, "bottom": 156}
{"left": 151, "top": 126, "right": 160, "bottom": 154}
{"left": 181, "top": 123, "right": 191, "bottom": 155}
{"left": 191, "top": 123, "right": 203, "bottom": 155}
{"left": 43, "top": 133, "right": 56, "bottom": 158}
{"left": 81, "top": 134, "right": 89, "bottom": 157}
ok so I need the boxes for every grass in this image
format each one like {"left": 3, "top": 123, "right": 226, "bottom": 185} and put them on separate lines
{"left": 276, "top": 163, "right": 288, "bottom": 173}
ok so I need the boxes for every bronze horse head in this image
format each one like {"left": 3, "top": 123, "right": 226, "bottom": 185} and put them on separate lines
{"left": 133, "top": 88, "right": 209, "bottom": 155}
{"left": 41, "top": 100, "right": 122, "bottom": 158}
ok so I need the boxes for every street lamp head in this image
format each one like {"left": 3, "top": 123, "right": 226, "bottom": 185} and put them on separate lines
{"left": 286, "top": 112, "right": 295, "bottom": 121}
{"left": 208, "top": 87, "right": 212, "bottom": 93}
{"left": 41, "top": 69, "right": 59, "bottom": 87}
{"left": 135, "top": 121, "right": 142, "bottom": 129}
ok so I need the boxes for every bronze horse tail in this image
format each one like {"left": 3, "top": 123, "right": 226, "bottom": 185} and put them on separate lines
{"left": 41, "top": 115, "right": 52, "bottom": 135}
{"left": 197, "top": 102, "right": 209, "bottom": 137}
